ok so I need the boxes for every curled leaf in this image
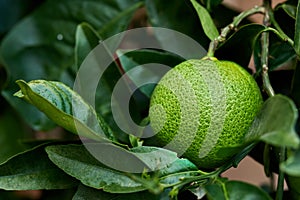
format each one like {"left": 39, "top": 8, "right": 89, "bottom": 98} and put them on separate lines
{"left": 14, "top": 80, "right": 114, "bottom": 141}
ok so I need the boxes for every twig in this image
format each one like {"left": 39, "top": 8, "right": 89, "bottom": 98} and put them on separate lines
{"left": 207, "top": 5, "right": 265, "bottom": 57}
{"left": 261, "top": 1, "right": 284, "bottom": 199}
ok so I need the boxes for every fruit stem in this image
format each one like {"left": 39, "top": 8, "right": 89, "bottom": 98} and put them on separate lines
{"left": 207, "top": 5, "right": 265, "bottom": 57}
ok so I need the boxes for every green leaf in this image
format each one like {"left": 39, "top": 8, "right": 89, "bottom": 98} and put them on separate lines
{"left": 154, "top": 159, "right": 198, "bottom": 189}
{"left": 205, "top": 181, "right": 272, "bottom": 200}
{"left": 75, "top": 23, "right": 101, "bottom": 70}
{"left": 0, "top": 0, "right": 142, "bottom": 131}
{"left": 145, "top": 0, "right": 210, "bottom": 48}
{"left": 14, "top": 80, "right": 114, "bottom": 141}
{"left": 73, "top": 184, "right": 166, "bottom": 200}
{"left": 117, "top": 49, "right": 185, "bottom": 98}
{"left": 225, "top": 181, "right": 272, "bottom": 200}
{"left": 294, "top": 0, "right": 300, "bottom": 56}
{"left": 46, "top": 143, "right": 193, "bottom": 193}
{"left": 216, "top": 24, "right": 266, "bottom": 69}
{"left": 205, "top": 183, "right": 226, "bottom": 200}
{"left": 130, "top": 146, "right": 179, "bottom": 171}
{"left": 190, "top": 0, "right": 219, "bottom": 41}
{"left": 45, "top": 144, "right": 145, "bottom": 193}
{"left": 156, "top": 159, "right": 197, "bottom": 177}
{"left": 0, "top": 145, "right": 77, "bottom": 190}
{"left": 281, "top": 149, "right": 300, "bottom": 176}
{"left": 277, "top": 4, "right": 297, "bottom": 19}
{"left": 245, "top": 95, "right": 300, "bottom": 148}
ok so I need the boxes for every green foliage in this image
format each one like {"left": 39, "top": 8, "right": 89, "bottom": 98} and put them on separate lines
{"left": 0, "top": 144, "right": 78, "bottom": 190}
{"left": 46, "top": 144, "right": 145, "bottom": 192}
{"left": 245, "top": 95, "right": 299, "bottom": 148}
{"left": 190, "top": 0, "right": 219, "bottom": 41}
{"left": 0, "top": 0, "right": 142, "bottom": 131}
{"left": 0, "top": 0, "right": 300, "bottom": 199}
{"left": 14, "top": 80, "right": 114, "bottom": 141}
{"left": 205, "top": 180, "right": 272, "bottom": 200}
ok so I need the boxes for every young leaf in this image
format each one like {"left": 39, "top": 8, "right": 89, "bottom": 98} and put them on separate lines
{"left": 190, "top": 0, "right": 219, "bottom": 41}
{"left": 45, "top": 144, "right": 146, "bottom": 193}
{"left": 14, "top": 80, "right": 114, "bottom": 141}
{"left": 281, "top": 149, "right": 300, "bottom": 176}
{"left": 0, "top": 145, "right": 78, "bottom": 190}
{"left": 244, "top": 95, "right": 300, "bottom": 148}
{"left": 294, "top": 0, "right": 300, "bottom": 55}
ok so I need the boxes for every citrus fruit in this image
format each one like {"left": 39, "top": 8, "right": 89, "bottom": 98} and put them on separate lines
{"left": 148, "top": 57, "right": 263, "bottom": 169}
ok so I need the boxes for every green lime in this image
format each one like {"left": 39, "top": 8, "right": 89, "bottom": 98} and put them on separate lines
{"left": 148, "top": 58, "right": 263, "bottom": 169}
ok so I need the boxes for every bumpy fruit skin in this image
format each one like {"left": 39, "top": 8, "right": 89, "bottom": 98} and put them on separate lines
{"left": 148, "top": 58, "right": 263, "bottom": 169}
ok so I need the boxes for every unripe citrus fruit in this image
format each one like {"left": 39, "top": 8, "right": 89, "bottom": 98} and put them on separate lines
{"left": 148, "top": 58, "right": 263, "bottom": 169}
